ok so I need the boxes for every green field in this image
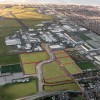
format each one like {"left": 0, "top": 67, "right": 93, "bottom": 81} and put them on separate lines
{"left": 76, "top": 61, "right": 97, "bottom": 70}
{"left": 44, "top": 83, "right": 80, "bottom": 91}
{"left": 53, "top": 50, "right": 82, "bottom": 75}
{"left": 23, "top": 63, "right": 36, "bottom": 75}
{"left": 79, "top": 34, "right": 91, "bottom": 41}
{"left": 42, "top": 61, "right": 72, "bottom": 83}
{"left": 0, "top": 79, "right": 38, "bottom": 100}
{"left": 58, "top": 57, "right": 74, "bottom": 64}
{"left": 1, "top": 64, "right": 22, "bottom": 73}
{"left": 64, "top": 63, "right": 82, "bottom": 74}
{"left": 20, "top": 52, "right": 49, "bottom": 63}
{"left": 53, "top": 50, "right": 69, "bottom": 58}
{"left": 0, "top": 54, "right": 20, "bottom": 65}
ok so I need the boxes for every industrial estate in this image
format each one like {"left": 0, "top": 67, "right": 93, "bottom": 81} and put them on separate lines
{"left": 0, "top": 3, "right": 100, "bottom": 100}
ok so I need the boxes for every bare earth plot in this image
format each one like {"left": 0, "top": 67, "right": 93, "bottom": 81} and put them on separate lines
{"left": 42, "top": 61, "right": 72, "bottom": 83}
{"left": 20, "top": 52, "right": 49, "bottom": 75}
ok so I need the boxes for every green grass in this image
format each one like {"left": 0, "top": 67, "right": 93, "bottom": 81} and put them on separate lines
{"left": 79, "top": 34, "right": 91, "bottom": 41}
{"left": 0, "top": 27, "right": 20, "bottom": 37}
{"left": 23, "top": 63, "right": 36, "bottom": 75}
{"left": 64, "top": 63, "right": 82, "bottom": 74}
{"left": 0, "top": 79, "right": 38, "bottom": 100}
{"left": 0, "top": 54, "right": 20, "bottom": 65}
{"left": 53, "top": 50, "right": 69, "bottom": 58}
{"left": 0, "top": 18, "right": 21, "bottom": 28}
{"left": 21, "top": 19, "right": 41, "bottom": 28}
{"left": 58, "top": 57, "right": 74, "bottom": 64}
{"left": 20, "top": 52, "right": 49, "bottom": 63}
{"left": 1, "top": 64, "right": 22, "bottom": 73}
{"left": 42, "top": 61, "right": 72, "bottom": 83}
{"left": 76, "top": 61, "right": 97, "bottom": 70}
{"left": 44, "top": 83, "right": 80, "bottom": 91}
{"left": 0, "top": 37, "right": 7, "bottom": 55}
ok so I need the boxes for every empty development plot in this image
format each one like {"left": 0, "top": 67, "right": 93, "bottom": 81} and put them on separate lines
{"left": 44, "top": 83, "right": 80, "bottom": 91}
{"left": 23, "top": 63, "right": 36, "bottom": 75}
{"left": 20, "top": 52, "right": 49, "bottom": 63}
{"left": 42, "top": 61, "right": 72, "bottom": 83}
{"left": 64, "top": 63, "right": 82, "bottom": 74}
{"left": 0, "top": 79, "right": 38, "bottom": 100}
{"left": 20, "top": 52, "right": 49, "bottom": 75}
{"left": 54, "top": 50, "right": 82, "bottom": 74}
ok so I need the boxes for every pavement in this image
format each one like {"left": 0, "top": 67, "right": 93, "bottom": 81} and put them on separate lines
{"left": 36, "top": 44, "right": 55, "bottom": 93}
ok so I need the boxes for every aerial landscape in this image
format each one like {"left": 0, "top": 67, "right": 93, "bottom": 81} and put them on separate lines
{"left": 0, "top": 0, "right": 100, "bottom": 100}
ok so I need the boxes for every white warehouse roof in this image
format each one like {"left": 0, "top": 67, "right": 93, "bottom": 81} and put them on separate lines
{"left": 5, "top": 38, "right": 21, "bottom": 46}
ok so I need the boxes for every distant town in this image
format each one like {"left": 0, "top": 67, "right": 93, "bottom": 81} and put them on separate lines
{"left": 0, "top": 4, "right": 100, "bottom": 100}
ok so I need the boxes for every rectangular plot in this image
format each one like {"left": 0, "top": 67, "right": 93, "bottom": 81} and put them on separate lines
{"left": 23, "top": 63, "right": 36, "bottom": 75}
{"left": 42, "top": 62, "right": 72, "bottom": 83}
{"left": 55, "top": 53, "right": 69, "bottom": 58}
{"left": 44, "top": 83, "right": 80, "bottom": 91}
{"left": 1, "top": 64, "right": 22, "bottom": 73}
{"left": 76, "top": 61, "right": 96, "bottom": 70}
{"left": 53, "top": 50, "right": 66, "bottom": 54}
{"left": 58, "top": 57, "right": 74, "bottom": 64}
{"left": 64, "top": 63, "right": 82, "bottom": 74}
{"left": 20, "top": 52, "right": 49, "bottom": 63}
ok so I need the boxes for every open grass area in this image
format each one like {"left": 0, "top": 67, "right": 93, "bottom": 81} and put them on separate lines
{"left": 23, "top": 63, "right": 36, "bottom": 75}
{"left": 58, "top": 57, "right": 74, "bottom": 64}
{"left": 0, "top": 18, "right": 21, "bottom": 28}
{"left": 64, "top": 63, "right": 82, "bottom": 74}
{"left": 0, "top": 6, "right": 53, "bottom": 28}
{"left": 0, "top": 54, "right": 20, "bottom": 65}
{"left": 44, "top": 83, "right": 80, "bottom": 91}
{"left": 42, "top": 61, "right": 72, "bottom": 83}
{"left": 0, "top": 37, "right": 7, "bottom": 55}
{"left": 53, "top": 50, "right": 82, "bottom": 75}
{"left": 20, "top": 52, "right": 49, "bottom": 63}
{"left": 76, "top": 61, "right": 97, "bottom": 70}
{"left": 53, "top": 50, "right": 69, "bottom": 58}
{"left": 0, "top": 27, "right": 20, "bottom": 37}
{"left": 0, "top": 79, "right": 38, "bottom": 100}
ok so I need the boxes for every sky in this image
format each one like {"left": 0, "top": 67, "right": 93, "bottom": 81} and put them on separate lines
{"left": 0, "top": 0, "right": 100, "bottom": 6}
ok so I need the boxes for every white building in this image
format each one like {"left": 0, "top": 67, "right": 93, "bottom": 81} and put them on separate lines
{"left": 49, "top": 44, "right": 63, "bottom": 50}
{"left": 5, "top": 38, "right": 21, "bottom": 46}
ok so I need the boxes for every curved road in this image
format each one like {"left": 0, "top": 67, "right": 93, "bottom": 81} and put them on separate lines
{"left": 36, "top": 44, "right": 55, "bottom": 93}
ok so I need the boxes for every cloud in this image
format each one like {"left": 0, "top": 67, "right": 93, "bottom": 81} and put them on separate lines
{"left": 0, "top": 0, "right": 100, "bottom": 6}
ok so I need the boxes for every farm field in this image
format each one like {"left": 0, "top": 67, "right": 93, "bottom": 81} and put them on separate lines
{"left": 76, "top": 61, "right": 97, "bottom": 70}
{"left": 54, "top": 50, "right": 82, "bottom": 74}
{"left": 20, "top": 52, "right": 49, "bottom": 75}
{"left": 44, "top": 83, "right": 80, "bottom": 91}
{"left": 42, "top": 61, "right": 72, "bottom": 83}
{"left": 0, "top": 79, "right": 38, "bottom": 100}
{"left": 23, "top": 63, "right": 36, "bottom": 75}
